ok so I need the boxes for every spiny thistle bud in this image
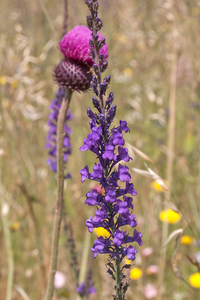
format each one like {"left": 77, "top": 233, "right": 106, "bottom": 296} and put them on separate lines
{"left": 54, "top": 58, "right": 92, "bottom": 92}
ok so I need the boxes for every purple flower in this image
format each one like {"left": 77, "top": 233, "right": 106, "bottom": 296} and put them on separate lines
{"left": 113, "top": 230, "right": 126, "bottom": 246}
{"left": 46, "top": 88, "right": 72, "bottom": 178}
{"left": 118, "top": 164, "right": 131, "bottom": 182}
{"left": 126, "top": 245, "right": 137, "bottom": 260}
{"left": 59, "top": 25, "right": 108, "bottom": 67}
{"left": 80, "top": 91, "right": 142, "bottom": 262}
{"left": 85, "top": 189, "right": 98, "bottom": 206}
{"left": 102, "top": 144, "right": 117, "bottom": 160}
{"left": 80, "top": 166, "right": 90, "bottom": 182}
{"left": 80, "top": 0, "right": 142, "bottom": 267}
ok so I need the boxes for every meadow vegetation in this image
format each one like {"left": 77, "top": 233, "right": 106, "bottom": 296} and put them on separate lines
{"left": 0, "top": 0, "right": 200, "bottom": 299}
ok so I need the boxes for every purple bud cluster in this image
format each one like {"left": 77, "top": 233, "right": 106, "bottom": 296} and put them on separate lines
{"left": 77, "top": 283, "right": 96, "bottom": 297}
{"left": 46, "top": 88, "right": 73, "bottom": 178}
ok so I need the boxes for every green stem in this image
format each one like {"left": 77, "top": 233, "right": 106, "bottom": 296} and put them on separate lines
{"left": 18, "top": 183, "right": 47, "bottom": 292}
{"left": 44, "top": 88, "right": 72, "bottom": 300}
{"left": 116, "top": 258, "right": 122, "bottom": 300}
{"left": 1, "top": 202, "right": 14, "bottom": 300}
{"left": 38, "top": 0, "right": 56, "bottom": 36}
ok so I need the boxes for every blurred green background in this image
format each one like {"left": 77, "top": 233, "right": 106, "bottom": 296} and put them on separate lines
{"left": 0, "top": 0, "right": 200, "bottom": 299}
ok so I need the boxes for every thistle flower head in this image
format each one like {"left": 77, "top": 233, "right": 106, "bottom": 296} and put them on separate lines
{"left": 59, "top": 25, "right": 108, "bottom": 67}
{"left": 54, "top": 25, "right": 108, "bottom": 92}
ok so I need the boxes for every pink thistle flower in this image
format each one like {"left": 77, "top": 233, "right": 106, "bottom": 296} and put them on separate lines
{"left": 59, "top": 25, "right": 108, "bottom": 66}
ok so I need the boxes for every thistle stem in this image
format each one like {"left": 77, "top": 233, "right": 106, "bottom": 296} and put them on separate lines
{"left": 116, "top": 258, "right": 123, "bottom": 300}
{"left": 44, "top": 88, "right": 72, "bottom": 300}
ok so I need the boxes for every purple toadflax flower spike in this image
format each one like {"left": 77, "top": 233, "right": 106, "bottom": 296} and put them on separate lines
{"left": 46, "top": 87, "right": 73, "bottom": 178}
{"left": 80, "top": 1, "right": 142, "bottom": 299}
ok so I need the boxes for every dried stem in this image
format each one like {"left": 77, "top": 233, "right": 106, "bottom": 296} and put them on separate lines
{"left": 157, "top": 50, "right": 177, "bottom": 300}
{"left": 44, "top": 88, "right": 72, "bottom": 300}
{"left": 38, "top": 0, "right": 56, "bottom": 36}
{"left": 62, "top": 0, "right": 68, "bottom": 37}
{"left": 18, "top": 183, "right": 47, "bottom": 292}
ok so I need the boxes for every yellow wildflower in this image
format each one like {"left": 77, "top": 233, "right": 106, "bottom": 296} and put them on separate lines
{"left": 112, "top": 33, "right": 127, "bottom": 44}
{"left": 159, "top": 209, "right": 181, "bottom": 224}
{"left": 192, "top": 7, "right": 200, "bottom": 16}
{"left": 150, "top": 180, "right": 169, "bottom": 192}
{"left": 125, "top": 258, "right": 131, "bottom": 265}
{"left": 0, "top": 76, "right": 7, "bottom": 85}
{"left": 188, "top": 273, "right": 200, "bottom": 289}
{"left": 93, "top": 227, "right": 110, "bottom": 238}
{"left": 10, "top": 80, "right": 18, "bottom": 89}
{"left": 181, "top": 235, "right": 194, "bottom": 245}
{"left": 11, "top": 222, "right": 20, "bottom": 231}
{"left": 124, "top": 68, "right": 132, "bottom": 77}
{"left": 130, "top": 268, "right": 142, "bottom": 280}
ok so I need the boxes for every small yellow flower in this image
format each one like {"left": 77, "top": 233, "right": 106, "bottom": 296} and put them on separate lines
{"left": 125, "top": 258, "right": 131, "bottom": 265}
{"left": 11, "top": 222, "right": 20, "bottom": 231}
{"left": 150, "top": 180, "right": 169, "bottom": 192}
{"left": 0, "top": 76, "right": 7, "bottom": 85}
{"left": 112, "top": 33, "right": 127, "bottom": 44}
{"left": 188, "top": 273, "right": 200, "bottom": 289}
{"left": 159, "top": 209, "right": 181, "bottom": 224}
{"left": 10, "top": 80, "right": 18, "bottom": 89}
{"left": 123, "top": 68, "right": 132, "bottom": 77}
{"left": 118, "top": 35, "right": 127, "bottom": 44}
{"left": 181, "top": 235, "right": 194, "bottom": 245}
{"left": 130, "top": 268, "right": 142, "bottom": 280}
{"left": 192, "top": 7, "right": 200, "bottom": 16}
{"left": 93, "top": 227, "right": 110, "bottom": 238}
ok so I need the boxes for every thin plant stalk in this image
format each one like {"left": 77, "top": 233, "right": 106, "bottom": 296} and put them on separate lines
{"left": 44, "top": 88, "right": 72, "bottom": 300}
{"left": 78, "top": 229, "right": 90, "bottom": 283}
{"left": 75, "top": 228, "right": 91, "bottom": 300}
{"left": 157, "top": 50, "right": 177, "bottom": 300}
{"left": 78, "top": 227, "right": 91, "bottom": 285}
{"left": 116, "top": 259, "right": 122, "bottom": 300}
{"left": 18, "top": 183, "right": 47, "bottom": 292}
{"left": 38, "top": 0, "right": 56, "bottom": 36}
{"left": 63, "top": 0, "right": 68, "bottom": 37}
{"left": 1, "top": 201, "right": 14, "bottom": 300}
